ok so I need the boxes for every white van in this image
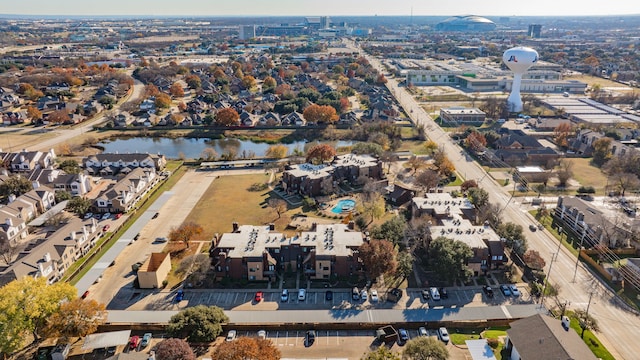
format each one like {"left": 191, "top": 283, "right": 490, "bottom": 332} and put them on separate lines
{"left": 430, "top": 287, "right": 441, "bottom": 301}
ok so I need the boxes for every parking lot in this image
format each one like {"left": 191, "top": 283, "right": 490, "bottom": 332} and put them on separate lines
{"left": 122, "top": 284, "right": 534, "bottom": 311}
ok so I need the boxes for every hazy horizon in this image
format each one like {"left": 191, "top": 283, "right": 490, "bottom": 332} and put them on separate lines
{"left": 1, "top": 0, "right": 638, "bottom": 18}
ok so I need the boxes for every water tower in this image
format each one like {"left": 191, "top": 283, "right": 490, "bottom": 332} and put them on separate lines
{"left": 503, "top": 46, "right": 539, "bottom": 112}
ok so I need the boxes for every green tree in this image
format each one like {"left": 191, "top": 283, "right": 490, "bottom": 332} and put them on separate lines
{"left": 370, "top": 216, "right": 406, "bottom": 246}
{"left": 362, "top": 346, "right": 401, "bottom": 360}
{"left": 66, "top": 196, "right": 92, "bottom": 215}
{"left": 55, "top": 190, "right": 72, "bottom": 203}
{"left": 573, "top": 309, "right": 599, "bottom": 338}
{"left": 185, "top": 75, "right": 201, "bottom": 89}
{"left": 497, "top": 222, "right": 527, "bottom": 256}
{"left": 592, "top": 137, "right": 612, "bottom": 166}
{"left": 359, "top": 239, "right": 398, "bottom": 280}
{"left": 467, "top": 187, "right": 489, "bottom": 208}
{"left": 0, "top": 175, "right": 33, "bottom": 199}
{"left": 396, "top": 251, "right": 414, "bottom": 279}
{"left": 153, "top": 338, "right": 196, "bottom": 360}
{"left": 403, "top": 336, "right": 449, "bottom": 360}
{"left": 428, "top": 237, "right": 473, "bottom": 284}
{"left": 262, "top": 76, "right": 277, "bottom": 89}
{"left": 167, "top": 305, "right": 228, "bottom": 342}
{"left": 0, "top": 277, "right": 76, "bottom": 355}
{"left": 58, "top": 159, "right": 82, "bottom": 174}
{"left": 357, "top": 192, "right": 386, "bottom": 225}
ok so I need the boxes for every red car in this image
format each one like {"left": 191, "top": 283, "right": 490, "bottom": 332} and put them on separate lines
{"left": 102, "top": 224, "right": 110, "bottom": 232}
{"left": 129, "top": 335, "right": 140, "bottom": 350}
{"left": 81, "top": 290, "right": 89, "bottom": 299}
{"left": 254, "top": 291, "right": 264, "bottom": 302}
{"left": 115, "top": 213, "right": 122, "bottom": 219}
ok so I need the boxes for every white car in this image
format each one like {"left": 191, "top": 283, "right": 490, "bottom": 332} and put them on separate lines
{"left": 418, "top": 327, "right": 428, "bottom": 337}
{"left": 281, "top": 289, "right": 289, "bottom": 302}
{"left": 430, "top": 287, "right": 441, "bottom": 301}
{"left": 257, "top": 330, "right": 266, "bottom": 339}
{"left": 83, "top": 212, "right": 93, "bottom": 220}
{"left": 298, "top": 288, "right": 306, "bottom": 301}
{"left": 438, "top": 327, "right": 450, "bottom": 343}
{"left": 369, "top": 289, "right": 378, "bottom": 302}
{"left": 360, "top": 289, "right": 368, "bottom": 301}
{"left": 510, "top": 284, "right": 521, "bottom": 297}
{"left": 226, "top": 330, "right": 237, "bottom": 341}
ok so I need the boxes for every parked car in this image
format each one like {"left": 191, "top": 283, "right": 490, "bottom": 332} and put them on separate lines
{"left": 387, "top": 288, "right": 403, "bottom": 303}
{"left": 83, "top": 212, "right": 93, "bottom": 220}
{"left": 152, "top": 212, "right": 159, "bottom": 219}
{"left": 370, "top": 289, "right": 379, "bottom": 302}
{"left": 500, "top": 284, "right": 512, "bottom": 296}
{"left": 418, "top": 327, "right": 428, "bottom": 337}
{"left": 510, "top": 285, "right": 521, "bottom": 297}
{"left": 140, "top": 333, "right": 152, "bottom": 348}
{"left": 258, "top": 330, "right": 266, "bottom": 340}
{"left": 325, "top": 290, "right": 333, "bottom": 301}
{"left": 81, "top": 290, "right": 89, "bottom": 299}
{"left": 281, "top": 289, "right": 289, "bottom": 302}
{"left": 115, "top": 213, "right": 122, "bottom": 219}
{"left": 306, "top": 330, "right": 316, "bottom": 346}
{"left": 352, "top": 287, "right": 360, "bottom": 301}
{"left": 101, "top": 213, "right": 111, "bottom": 220}
{"left": 254, "top": 291, "right": 264, "bottom": 302}
{"left": 129, "top": 335, "right": 140, "bottom": 350}
{"left": 175, "top": 289, "right": 184, "bottom": 302}
{"left": 226, "top": 330, "right": 237, "bottom": 341}
{"left": 529, "top": 224, "right": 537, "bottom": 232}
{"left": 155, "top": 237, "right": 168, "bottom": 243}
{"left": 398, "top": 328, "right": 409, "bottom": 343}
{"left": 102, "top": 224, "right": 110, "bottom": 232}
{"left": 360, "top": 289, "right": 368, "bottom": 301}
{"left": 421, "top": 289, "right": 431, "bottom": 300}
{"left": 133, "top": 233, "right": 140, "bottom": 240}
{"left": 298, "top": 288, "right": 306, "bottom": 301}
{"left": 438, "top": 327, "right": 450, "bottom": 343}
{"left": 430, "top": 287, "right": 441, "bottom": 301}
{"left": 439, "top": 287, "right": 449, "bottom": 299}
{"left": 483, "top": 285, "right": 494, "bottom": 298}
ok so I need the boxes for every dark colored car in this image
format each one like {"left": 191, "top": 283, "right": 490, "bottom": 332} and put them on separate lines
{"left": 175, "top": 289, "right": 184, "bottom": 302}
{"left": 325, "top": 290, "right": 333, "bottom": 301}
{"left": 398, "top": 328, "right": 409, "bottom": 343}
{"left": 529, "top": 224, "right": 537, "bottom": 232}
{"left": 306, "top": 330, "right": 316, "bottom": 346}
{"left": 152, "top": 212, "right": 159, "bottom": 219}
{"left": 81, "top": 290, "right": 89, "bottom": 299}
{"left": 483, "top": 285, "right": 494, "bottom": 298}
{"left": 387, "top": 288, "right": 403, "bottom": 303}
{"left": 439, "top": 287, "right": 449, "bottom": 299}
{"left": 421, "top": 289, "right": 430, "bottom": 300}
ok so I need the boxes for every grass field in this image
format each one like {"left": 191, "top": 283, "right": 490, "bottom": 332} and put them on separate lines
{"left": 565, "top": 158, "right": 608, "bottom": 193}
{"left": 185, "top": 173, "right": 290, "bottom": 240}
{"left": 565, "top": 74, "right": 634, "bottom": 91}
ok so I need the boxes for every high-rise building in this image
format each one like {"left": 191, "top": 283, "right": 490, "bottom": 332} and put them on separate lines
{"left": 528, "top": 24, "right": 542, "bottom": 38}
{"left": 239, "top": 25, "right": 256, "bottom": 40}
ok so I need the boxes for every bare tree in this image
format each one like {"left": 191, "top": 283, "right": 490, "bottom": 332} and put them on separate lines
{"left": 268, "top": 198, "right": 288, "bottom": 219}
{"left": 610, "top": 172, "right": 640, "bottom": 197}
{"left": 0, "top": 241, "right": 19, "bottom": 264}
{"left": 414, "top": 169, "right": 440, "bottom": 195}
{"left": 556, "top": 159, "right": 574, "bottom": 187}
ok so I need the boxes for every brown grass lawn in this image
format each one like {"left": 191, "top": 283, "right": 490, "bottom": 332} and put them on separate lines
{"left": 565, "top": 74, "right": 634, "bottom": 90}
{"left": 186, "top": 173, "right": 293, "bottom": 240}
{"left": 566, "top": 157, "right": 608, "bottom": 192}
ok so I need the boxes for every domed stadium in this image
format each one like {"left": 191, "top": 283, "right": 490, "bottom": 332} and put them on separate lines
{"left": 435, "top": 15, "right": 497, "bottom": 32}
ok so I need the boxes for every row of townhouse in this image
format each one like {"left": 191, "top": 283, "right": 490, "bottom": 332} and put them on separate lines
{"left": 0, "top": 148, "right": 56, "bottom": 173}
{"left": 93, "top": 167, "right": 159, "bottom": 214}
{"left": 211, "top": 222, "right": 364, "bottom": 281}
{"left": 83, "top": 152, "right": 166, "bottom": 175}
{"left": 0, "top": 183, "right": 56, "bottom": 246}
{"left": 0, "top": 218, "right": 102, "bottom": 286}
{"left": 281, "top": 154, "right": 384, "bottom": 197}
{"left": 411, "top": 192, "right": 507, "bottom": 274}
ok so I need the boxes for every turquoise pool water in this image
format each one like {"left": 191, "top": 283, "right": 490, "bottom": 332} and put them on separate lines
{"left": 331, "top": 199, "right": 356, "bottom": 214}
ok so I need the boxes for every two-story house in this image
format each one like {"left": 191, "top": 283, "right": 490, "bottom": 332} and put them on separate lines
{"left": 83, "top": 153, "right": 166, "bottom": 175}
{"left": 93, "top": 167, "right": 158, "bottom": 213}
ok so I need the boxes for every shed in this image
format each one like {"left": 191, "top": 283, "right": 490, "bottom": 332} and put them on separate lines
{"left": 137, "top": 252, "right": 171, "bottom": 289}
{"left": 82, "top": 330, "right": 131, "bottom": 350}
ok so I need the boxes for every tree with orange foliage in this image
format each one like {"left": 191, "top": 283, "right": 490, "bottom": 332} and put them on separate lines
{"left": 43, "top": 298, "right": 107, "bottom": 341}
{"left": 177, "top": 102, "right": 187, "bottom": 112}
{"left": 215, "top": 107, "right": 240, "bottom": 126}
{"left": 274, "top": 83, "right": 291, "bottom": 95}
{"left": 303, "top": 104, "right": 338, "bottom": 124}
{"left": 185, "top": 75, "right": 201, "bottom": 89}
{"left": 339, "top": 97, "right": 351, "bottom": 113}
{"left": 155, "top": 93, "right": 172, "bottom": 109}
{"left": 376, "top": 74, "right": 388, "bottom": 85}
{"left": 306, "top": 143, "right": 336, "bottom": 164}
{"left": 26, "top": 106, "right": 42, "bottom": 121}
{"left": 554, "top": 122, "right": 573, "bottom": 149}
{"left": 359, "top": 239, "right": 398, "bottom": 279}
{"left": 47, "top": 109, "right": 71, "bottom": 124}
{"left": 168, "top": 221, "right": 203, "bottom": 249}
{"left": 169, "top": 82, "right": 184, "bottom": 98}
{"left": 144, "top": 84, "right": 160, "bottom": 97}
{"left": 213, "top": 337, "right": 280, "bottom": 360}
{"left": 465, "top": 131, "right": 487, "bottom": 152}
{"left": 262, "top": 76, "right": 276, "bottom": 88}
{"left": 242, "top": 75, "right": 256, "bottom": 90}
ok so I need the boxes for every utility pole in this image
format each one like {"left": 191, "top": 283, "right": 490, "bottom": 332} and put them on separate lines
{"left": 540, "top": 226, "right": 563, "bottom": 308}
{"left": 582, "top": 287, "right": 596, "bottom": 338}
{"left": 572, "top": 233, "right": 586, "bottom": 283}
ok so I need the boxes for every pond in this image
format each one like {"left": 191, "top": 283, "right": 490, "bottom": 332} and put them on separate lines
{"left": 99, "top": 137, "right": 355, "bottom": 159}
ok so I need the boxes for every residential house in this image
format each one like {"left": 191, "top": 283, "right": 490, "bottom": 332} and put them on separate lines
{"left": 93, "top": 167, "right": 158, "bottom": 213}
{"left": 211, "top": 223, "right": 364, "bottom": 281}
{"left": 504, "top": 314, "right": 597, "bottom": 360}
{"left": 1, "top": 149, "right": 56, "bottom": 173}
{"left": 137, "top": 252, "right": 171, "bottom": 289}
{"left": 555, "top": 196, "right": 629, "bottom": 248}
{"left": 387, "top": 183, "right": 415, "bottom": 207}
{"left": 494, "top": 130, "right": 559, "bottom": 166}
{"left": 0, "top": 211, "right": 28, "bottom": 246}
{"left": 259, "top": 112, "right": 281, "bottom": 126}
{"left": 36, "top": 96, "right": 64, "bottom": 111}
{"left": 29, "top": 169, "right": 93, "bottom": 197}
{"left": 2, "top": 110, "right": 29, "bottom": 125}
{"left": 0, "top": 218, "right": 101, "bottom": 286}
{"left": 139, "top": 98, "right": 156, "bottom": 113}
{"left": 113, "top": 112, "right": 133, "bottom": 127}
{"left": 239, "top": 111, "right": 257, "bottom": 127}
{"left": 84, "top": 153, "right": 166, "bottom": 174}
{"left": 282, "top": 111, "right": 306, "bottom": 126}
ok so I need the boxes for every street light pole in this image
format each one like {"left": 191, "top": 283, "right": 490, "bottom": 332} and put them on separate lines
{"left": 572, "top": 233, "right": 585, "bottom": 283}
{"left": 540, "top": 226, "right": 563, "bottom": 308}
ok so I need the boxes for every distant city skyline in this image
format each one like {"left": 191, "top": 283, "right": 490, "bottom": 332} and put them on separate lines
{"left": 1, "top": 0, "right": 638, "bottom": 17}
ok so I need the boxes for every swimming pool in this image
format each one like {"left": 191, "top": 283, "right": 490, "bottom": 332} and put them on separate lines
{"left": 331, "top": 199, "right": 356, "bottom": 214}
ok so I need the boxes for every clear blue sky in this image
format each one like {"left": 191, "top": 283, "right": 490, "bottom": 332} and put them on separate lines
{"left": 2, "top": 0, "right": 638, "bottom": 17}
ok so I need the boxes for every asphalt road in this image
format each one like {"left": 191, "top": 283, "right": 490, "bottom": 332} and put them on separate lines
{"left": 356, "top": 47, "right": 637, "bottom": 359}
